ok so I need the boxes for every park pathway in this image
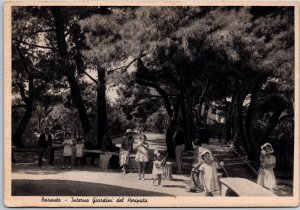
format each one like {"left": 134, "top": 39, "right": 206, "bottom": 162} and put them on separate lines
{"left": 12, "top": 134, "right": 293, "bottom": 196}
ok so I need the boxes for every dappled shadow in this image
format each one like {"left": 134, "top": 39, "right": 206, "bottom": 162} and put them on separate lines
{"left": 162, "top": 185, "right": 186, "bottom": 188}
{"left": 12, "top": 179, "right": 171, "bottom": 196}
{"left": 170, "top": 178, "right": 186, "bottom": 182}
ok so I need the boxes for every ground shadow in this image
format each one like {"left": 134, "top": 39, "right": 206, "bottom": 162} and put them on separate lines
{"left": 12, "top": 179, "right": 171, "bottom": 196}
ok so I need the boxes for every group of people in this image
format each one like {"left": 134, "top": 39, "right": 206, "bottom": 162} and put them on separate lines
{"left": 37, "top": 127, "right": 277, "bottom": 194}
{"left": 188, "top": 139, "right": 277, "bottom": 195}
{"left": 37, "top": 127, "right": 85, "bottom": 169}
{"left": 118, "top": 129, "right": 166, "bottom": 186}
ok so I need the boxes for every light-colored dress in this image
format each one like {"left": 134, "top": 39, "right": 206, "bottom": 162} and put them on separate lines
{"left": 190, "top": 146, "right": 206, "bottom": 190}
{"left": 199, "top": 162, "right": 220, "bottom": 192}
{"left": 152, "top": 160, "right": 164, "bottom": 175}
{"left": 257, "top": 154, "right": 277, "bottom": 190}
{"left": 75, "top": 143, "right": 84, "bottom": 158}
{"left": 135, "top": 142, "right": 149, "bottom": 162}
{"left": 63, "top": 140, "right": 73, "bottom": 157}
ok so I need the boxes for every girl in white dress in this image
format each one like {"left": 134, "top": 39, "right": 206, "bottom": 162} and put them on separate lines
{"left": 135, "top": 135, "right": 149, "bottom": 180}
{"left": 62, "top": 135, "right": 73, "bottom": 169}
{"left": 257, "top": 143, "right": 277, "bottom": 192}
{"left": 152, "top": 150, "right": 166, "bottom": 186}
{"left": 74, "top": 138, "right": 84, "bottom": 166}
{"left": 199, "top": 150, "right": 224, "bottom": 196}
{"left": 188, "top": 139, "right": 213, "bottom": 192}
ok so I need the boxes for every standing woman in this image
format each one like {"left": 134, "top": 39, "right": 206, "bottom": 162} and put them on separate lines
{"left": 257, "top": 143, "right": 277, "bottom": 192}
{"left": 135, "top": 135, "right": 149, "bottom": 180}
{"left": 119, "top": 129, "right": 134, "bottom": 175}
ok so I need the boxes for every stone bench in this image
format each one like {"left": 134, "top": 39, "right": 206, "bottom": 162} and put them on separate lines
{"left": 83, "top": 150, "right": 137, "bottom": 169}
{"left": 219, "top": 177, "right": 277, "bottom": 197}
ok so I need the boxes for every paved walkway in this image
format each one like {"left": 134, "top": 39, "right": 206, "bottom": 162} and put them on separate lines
{"left": 12, "top": 135, "right": 293, "bottom": 196}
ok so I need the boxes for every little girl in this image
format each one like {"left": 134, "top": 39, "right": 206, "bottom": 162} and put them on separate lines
{"left": 199, "top": 150, "right": 224, "bottom": 196}
{"left": 74, "top": 138, "right": 84, "bottom": 166}
{"left": 257, "top": 143, "right": 277, "bottom": 192}
{"left": 135, "top": 135, "right": 149, "bottom": 180}
{"left": 152, "top": 150, "right": 166, "bottom": 186}
{"left": 188, "top": 139, "right": 211, "bottom": 192}
{"left": 62, "top": 134, "right": 73, "bottom": 169}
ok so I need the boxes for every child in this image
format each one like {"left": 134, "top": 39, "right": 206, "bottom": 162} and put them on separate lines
{"left": 152, "top": 150, "right": 166, "bottom": 186}
{"left": 135, "top": 135, "right": 149, "bottom": 180}
{"left": 62, "top": 134, "right": 73, "bottom": 169}
{"left": 199, "top": 150, "right": 224, "bottom": 196}
{"left": 74, "top": 138, "right": 84, "bottom": 166}
{"left": 257, "top": 143, "right": 277, "bottom": 192}
{"left": 188, "top": 139, "right": 209, "bottom": 192}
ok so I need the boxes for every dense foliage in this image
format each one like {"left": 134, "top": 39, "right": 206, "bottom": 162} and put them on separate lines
{"left": 12, "top": 6, "right": 294, "bottom": 168}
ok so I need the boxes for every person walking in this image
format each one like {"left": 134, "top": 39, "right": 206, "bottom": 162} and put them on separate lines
{"left": 173, "top": 128, "right": 185, "bottom": 174}
{"left": 119, "top": 129, "right": 134, "bottom": 175}
{"left": 38, "top": 127, "right": 53, "bottom": 167}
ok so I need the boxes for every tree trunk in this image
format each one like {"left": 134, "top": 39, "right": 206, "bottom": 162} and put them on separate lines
{"left": 236, "top": 88, "right": 251, "bottom": 156}
{"left": 13, "top": 47, "right": 35, "bottom": 148}
{"left": 97, "top": 67, "right": 108, "bottom": 149}
{"left": 51, "top": 7, "right": 91, "bottom": 134}
{"left": 187, "top": 89, "right": 195, "bottom": 148}
{"left": 257, "top": 108, "right": 285, "bottom": 146}
{"left": 165, "top": 92, "right": 184, "bottom": 158}
{"left": 197, "top": 79, "right": 209, "bottom": 127}
{"left": 244, "top": 81, "right": 263, "bottom": 160}
{"left": 180, "top": 98, "right": 190, "bottom": 149}
{"left": 225, "top": 102, "right": 233, "bottom": 142}
{"left": 13, "top": 99, "right": 33, "bottom": 148}
{"left": 67, "top": 74, "right": 91, "bottom": 134}
{"left": 166, "top": 119, "right": 176, "bottom": 158}
{"left": 203, "top": 100, "right": 210, "bottom": 128}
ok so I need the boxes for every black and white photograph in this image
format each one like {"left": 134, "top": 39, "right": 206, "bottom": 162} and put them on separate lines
{"left": 4, "top": 1, "right": 299, "bottom": 207}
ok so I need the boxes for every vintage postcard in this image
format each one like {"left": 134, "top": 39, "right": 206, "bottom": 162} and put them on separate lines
{"left": 3, "top": 0, "right": 299, "bottom": 207}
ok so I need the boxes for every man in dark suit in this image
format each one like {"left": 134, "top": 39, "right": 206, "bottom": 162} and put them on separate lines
{"left": 38, "top": 127, "right": 53, "bottom": 167}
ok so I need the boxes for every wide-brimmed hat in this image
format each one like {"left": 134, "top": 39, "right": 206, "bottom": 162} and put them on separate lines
{"left": 261, "top": 143, "right": 274, "bottom": 153}
{"left": 154, "top": 150, "right": 161, "bottom": 157}
{"left": 125, "top": 129, "right": 134, "bottom": 134}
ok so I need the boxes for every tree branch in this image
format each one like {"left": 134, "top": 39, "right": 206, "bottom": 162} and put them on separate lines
{"left": 14, "top": 38, "right": 58, "bottom": 51}
{"left": 136, "top": 78, "right": 173, "bottom": 117}
{"left": 17, "top": 83, "right": 29, "bottom": 104}
{"left": 83, "top": 71, "right": 98, "bottom": 85}
{"left": 107, "top": 53, "right": 147, "bottom": 74}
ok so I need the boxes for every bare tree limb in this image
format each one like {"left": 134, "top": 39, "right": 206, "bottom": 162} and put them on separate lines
{"left": 107, "top": 53, "right": 147, "bottom": 74}
{"left": 136, "top": 78, "right": 173, "bottom": 117}
{"left": 13, "top": 38, "right": 58, "bottom": 51}
{"left": 83, "top": 71, "right": 98, "bottom": 85}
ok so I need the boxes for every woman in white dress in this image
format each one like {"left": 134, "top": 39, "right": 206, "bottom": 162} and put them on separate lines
{"left": 135, "top": 135, "right": 149, "bottom": 180}
{"left": 257, "top": 143, "right": 277, "bottom": 192}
